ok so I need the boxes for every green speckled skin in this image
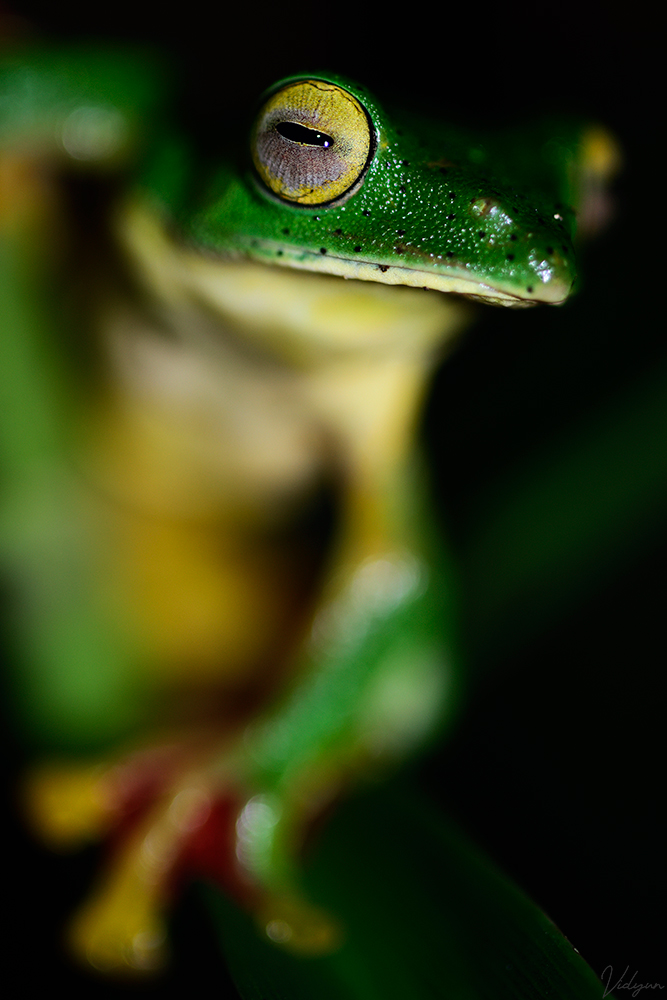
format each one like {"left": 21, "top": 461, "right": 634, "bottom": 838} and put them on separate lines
{"left": 183, "top": 74, "right": 581, "bottom": 305}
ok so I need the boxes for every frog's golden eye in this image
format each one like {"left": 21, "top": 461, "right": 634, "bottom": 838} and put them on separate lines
{"left": 251, "top": 79, "right": 374, "bottom": 207}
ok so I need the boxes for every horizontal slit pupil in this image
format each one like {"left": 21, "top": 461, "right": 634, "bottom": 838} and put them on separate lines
{"left": 276, "top": 121, "right": 333, "bottom": 147}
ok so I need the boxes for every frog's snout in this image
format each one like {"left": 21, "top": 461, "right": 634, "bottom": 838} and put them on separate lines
{"left": 522, "top": 245, "right": 577, "bottom": 305}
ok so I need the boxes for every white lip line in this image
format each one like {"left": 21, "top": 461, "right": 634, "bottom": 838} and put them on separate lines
{"left": 249, "top": 242, "right": 568, "bottom": 305}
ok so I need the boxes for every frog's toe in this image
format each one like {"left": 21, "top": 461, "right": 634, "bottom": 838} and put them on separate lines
{"left": 68, "top": 892, "right": 168, "bottom": 974}
{"left": 22, "top": 762, "right": 115, "bottom": 848}
{"left": 256, "top": 892, "right": 343, "bottom": 955}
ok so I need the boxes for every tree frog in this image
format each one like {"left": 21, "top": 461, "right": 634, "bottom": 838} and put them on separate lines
{"left": 0, "top": 47, "right": 618, "bottom": 974}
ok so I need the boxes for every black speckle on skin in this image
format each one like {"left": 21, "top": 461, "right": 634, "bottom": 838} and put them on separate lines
{"left": 397, "top": 229, "right": 405, "bottom": 236}
{"left": 561, "top": 244, "right": 568, "bottom": 252}
{"left": 449, "top": 192, "right": 456, "bottom": 201}
{"left": 447, "top": 213, "right": 456, "bottom": 220}
{"left": 546, "top": 246, "right": 554, "bottom": 254}
{"left": 526, "top": 285, "right": 533, "bottom": 293}
{"left": 282, "top": 228, "right": 290, "bottom": 236}
{"left": 378, "top": 264, "right": 390, "bottom": 273}
{"left": 446, "top": 251, "right": 454, "bottom": 258}
{"left": 402, "top": 160, "right": 410, "bottom": 167}
{"left": 334, "top": 229, "right": 343, "bottom": 236}
{"left": 353, "top": 246, "right": 362, "bottom": 252}
{"left": 510, "top": 233, "right": 517, "bottom": 242}
{"left": 478, "top": 231, "right": 486, "bottom": 239}
{"left": 320, "top": 248, "right": 327, "bottom": 254}
{"left": 400, "top": 184, "right": 406, "bottom": 193}
{"left": 277, "top": 250, "right": 283, "bottom": 256}
{"left": 439, "top": 167, "right": 448, "bottom": 175}
{"left": 362, "top": 210, "right": 371, "bottom": 216}
{"left": 507, "top": 254, "right": 515, "bottom": 261}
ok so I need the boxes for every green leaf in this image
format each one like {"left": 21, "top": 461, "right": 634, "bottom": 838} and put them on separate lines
{"left": 204, "top": 780, "right": 603, "bottom": 1000}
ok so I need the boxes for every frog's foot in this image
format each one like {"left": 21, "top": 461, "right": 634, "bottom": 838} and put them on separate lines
{"left": 61, "top": 782, "right": 341, "bottom": 971}
{"left": 22, "top": 750, "right": 344, "bottom": 971}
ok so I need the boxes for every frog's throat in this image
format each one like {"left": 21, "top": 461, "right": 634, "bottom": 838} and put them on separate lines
{"left": 115, "top": 199, "right": 471, "bottom": 363}
{"left": 223, "top": 241, "right": 571, "bottom": 308}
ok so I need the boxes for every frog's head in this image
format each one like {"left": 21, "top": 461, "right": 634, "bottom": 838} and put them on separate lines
{"left": 186, "top": 75, "right": 599, "bottom": 308}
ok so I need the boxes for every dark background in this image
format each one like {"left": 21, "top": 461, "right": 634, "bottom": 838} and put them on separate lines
{"left": 2, "top": 3, "right": 662, "bottom": 996}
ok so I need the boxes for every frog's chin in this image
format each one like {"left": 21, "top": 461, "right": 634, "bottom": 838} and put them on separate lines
{"left": 250, "top": 248, "right": 572, "bottom": 308}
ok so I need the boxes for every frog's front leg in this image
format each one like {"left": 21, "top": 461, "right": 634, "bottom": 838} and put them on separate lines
{"left": 231, "top": 351, "right": 462, "bottom": 950}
